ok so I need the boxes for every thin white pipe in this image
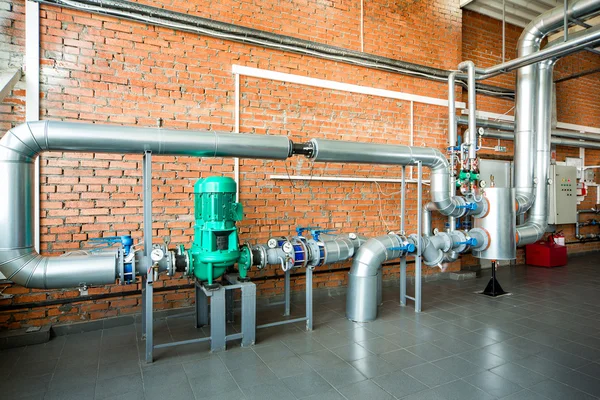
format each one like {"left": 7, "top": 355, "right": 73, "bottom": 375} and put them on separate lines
{"left": 410, "top": 101, "right": 414, "bottom": 181}
{"left": 269, "top": 174, "right": 430, "bottom": 184}
{"left": 26, "top": 1, "right": 40, "bottom": 254}
{"left": 502, "top": 0, "right": 506, "bottom": 63}
{"left": 360, "top": 0, "right": 364, "bottom": 52}
{"left": 234, "top": 73, "right": 240, "bottom": 202}
{"left": 232, "top": 65, "right": 466, "bottom": 109}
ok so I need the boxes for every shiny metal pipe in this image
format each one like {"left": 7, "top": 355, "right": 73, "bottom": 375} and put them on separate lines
{"left": 0, "top": 121, "right": 292, "bottom": 288}
{"left": 517, "top": 60, "right": 555, "bottom": 245}
{"left": 309, "top": 139, "right": 480, "bottom": 218}
{"left": 459, "top": 116, "right": 600, "bottom": 143}
{"left": 512, "top": 0, "right": 600, "bottom": 216}
{"left": 448, "top": 71, "right": 458, "bottom": 150}
{"left": 458, "top": 61, "right": 477, "bottom": 161}
{"left": 478, "top": 0, "right": 600, "bottom": 79}
{"left": 346, "top": 234, "right": 412, "bottom": 322}
{"left": 481, "top": 129, "right": 600, "bottom": 150}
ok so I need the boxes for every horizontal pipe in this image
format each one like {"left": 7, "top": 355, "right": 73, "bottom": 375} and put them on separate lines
{"left": 458, "top": 116, "right": 600, "bottom": 142}
{"left": 33, "top": 0, "right": 514, "bottom": 99}
{"left": 478, "top": 3, "right": 600, "bottom": 80}
{"left": 0, "top": 121, "right": 291, "bottom": 289}
{"left": 308, "top": 138, "right": 486, "bottom": 218}
{"left": 481, "top": 128, "right": 600, "bottom": 150}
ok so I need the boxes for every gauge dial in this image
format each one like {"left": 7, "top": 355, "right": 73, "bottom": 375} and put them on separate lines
{"left": 151, "top": 248, "right": 164, "bottom": 262}
{"left": 282, "top": 241, "right": 294, "bottom": 254}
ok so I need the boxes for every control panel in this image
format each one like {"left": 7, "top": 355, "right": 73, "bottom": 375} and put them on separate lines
{"left": 548, "top": 164, "right": 577, "bottom": 225}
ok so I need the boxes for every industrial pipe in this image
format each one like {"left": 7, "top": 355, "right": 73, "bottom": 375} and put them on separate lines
{"left": 307, "top": 139, "right": 487, "bottom": 219}
{"left": 517, "top": 60, "right": 555, "bottom": 245}
{"left": 458, "top": 61, "right": 477, "bottom": 161}
{"left": 481, "top": 129, "right": 600, "bottom": 150}
{"left": 0, "top": 121, "right": 291, "bottom": 288}
{"left": 576, "top": 209, "right": 600, "bottom": 239}
{"left": 512, "top": 0, "right": 600, "bottom": 217}
{"left": 458, "top": 116, "right": 600, "bottom": 143}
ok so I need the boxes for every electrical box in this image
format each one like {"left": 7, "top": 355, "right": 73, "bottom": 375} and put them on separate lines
{"left": 479, "top": 159, "right": 512, "bottom": 188}
{"left": 548, "top": 164, "right": 578, "bottom": 225}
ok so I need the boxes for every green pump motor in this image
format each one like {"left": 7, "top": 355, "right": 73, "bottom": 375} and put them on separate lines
{"left": 187, "top": 176, "right": 252, "bottom": 285}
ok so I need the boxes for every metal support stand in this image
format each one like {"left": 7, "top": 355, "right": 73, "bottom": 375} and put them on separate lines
{"left": 400, "top": 166, "right": 407, "bottom": 307}
{"left": 306, "top": 267, "right": 313, "bottom": 331}
{"left": 415, "top": 161, "right": 422, "bottom": 312}
{"left": 196, "top": 280, "right": 209, "bottom": 327}
{"left": 142, "top": 151, "right": 154, "bottom": 364}
{"left": 482, "top": 261, "right": 508, "bottom": 297}
{"left": 256, "top": 267, "right": 313, "bottom": 331}
{"left": 226, "top": 287, "right": 235, "bottom": 323}
{"left": 284, "top": 269, "right": 291, "bottom": 316}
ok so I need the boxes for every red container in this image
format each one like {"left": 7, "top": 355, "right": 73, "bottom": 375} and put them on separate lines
{"left": 525, "top": 238, "right": 567, "bottom": 268}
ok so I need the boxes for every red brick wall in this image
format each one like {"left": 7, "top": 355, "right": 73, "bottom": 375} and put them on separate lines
{"left": 0, "top": 0, "right": 462, "bottom": 329}
{"left": 0, "top": 2, "right": 598, "bottom": 329}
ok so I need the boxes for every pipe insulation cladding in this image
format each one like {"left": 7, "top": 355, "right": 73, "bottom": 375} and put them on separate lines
{"left": 308, "top": 139, "right": 488, "bottom": 219}
{"left": 0, "top": 121, "right": 291, "bottom": 289}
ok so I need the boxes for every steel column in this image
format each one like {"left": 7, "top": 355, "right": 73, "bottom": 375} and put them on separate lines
{"left": 226, "top": 288, "right": 235, "bottom": 323}
{"left": 240, "top": 283, "right": 256, "bottom": 347}
{"left": 195, "top": 280, "right": 209, "bottom": 327}
{"left": 142, "top": 151, "right": 153, "bottom": 363}
{"left": 415, "top": 161, "right": 423, "bottom": 312}
{"left": 305, "top": 267, "right": 313, "bottom": 331}
{"left": 400, "top": 166, "right": 406, "bottom": 306}
{"left": 284, "top": 269, "right": 291, "bottom": 316}
{"left": 210, "top": 286, "right": 226, "bottom": 352}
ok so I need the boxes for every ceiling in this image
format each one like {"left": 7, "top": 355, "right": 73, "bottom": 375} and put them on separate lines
{"left": 460, "top": 0, "right": 561, "bottom": 28}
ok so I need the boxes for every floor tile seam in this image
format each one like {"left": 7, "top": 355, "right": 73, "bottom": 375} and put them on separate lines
{"left": 310, "top": 359, "right": 362, "bottom": 400}
{"left": 540, "top": 375, "right": 600, "bottom": 399}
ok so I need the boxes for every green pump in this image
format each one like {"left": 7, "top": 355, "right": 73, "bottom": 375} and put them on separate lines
{"left": 187, "top": 176, "right": 252, "bottom": 285}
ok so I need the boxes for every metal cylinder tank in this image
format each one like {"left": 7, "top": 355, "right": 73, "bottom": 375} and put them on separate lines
{"left": 472, "top": 187, "right": 516, "bottom": 260}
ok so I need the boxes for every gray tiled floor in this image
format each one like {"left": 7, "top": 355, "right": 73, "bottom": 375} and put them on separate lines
{"left": 2, "top": 255, "right": 600, "bottom": 399}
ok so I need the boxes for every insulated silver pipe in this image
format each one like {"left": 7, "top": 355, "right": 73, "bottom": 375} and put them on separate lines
{"left": 513, "top": 0, "right": 600, "bottom": 216}
{"left": 517, "top": 60, "right": 555, "bottom": 245}
{"left": 309, "top": 139, "right": 483, "bottom": 218}
{"left": 481, "top": 129, "right": 600, "bottom": 150}
{"left": 0, "top": 121, "right": 292, "bottom": 288}
{"left": 459, "top": 116, "right": 600, "bottom": 143}
{"left": 346, "top": 234, "right": 414, "bottom": 322}
{"left": 458, "top": 61, "right": 477, "bottom": 161}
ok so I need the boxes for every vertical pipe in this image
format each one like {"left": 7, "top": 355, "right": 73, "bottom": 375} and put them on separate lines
{"left": 458, "top": 61, "right": 477, "bottom": 161}
{"left": 502, "top": 0, "right": 506, "bottom": 63}
{"left": 448, "top": 71, "right": 458, "bottom": 233}
{"left": 143, "top": 151, "right": 153, "bottom": 363}
{"left": 234, "top": 73, "right": 240, "bottom": 202}
{"left": 360, "top": 0, "right": 364, "bottom": 52}
{"left": 564, "top": 0, "right": 568, "bottom": 42}
{"left": 416, "top": 161, "right": 422, "bottom": 312}
{"left": 26, "top": 1, "right": 40, "bottom": 253}
{"left": 410, "top": 101, "right": 414, "bottom": 180}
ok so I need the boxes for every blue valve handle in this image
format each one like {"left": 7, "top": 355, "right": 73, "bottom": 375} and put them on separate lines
{"left": 389, "top": 243, "right": 416, "bottom": 253}
{"left": 457, "top": 238, "right": 478, "bottom": 247}
{"left": 295, "top": 226, "right": 321, "bottom": 237}
{"left": 310, "top": 229, "right": 336, "bottom": 242}
{"left": 456, "top": 202, "right": 478, "bottom": 211}
{"left": 89, "top": 235, "right": 134, "bottom": 255}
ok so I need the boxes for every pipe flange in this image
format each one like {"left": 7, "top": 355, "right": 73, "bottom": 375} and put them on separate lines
{"left": 423, "top": 249, "right": 444, "bottom": 267}
{"left": 450, "top": 230, "right": 468, "bottom": 253}
{"left": 252, "top": 245, "right": 267, "bottom": 269}
{"left": 306, "top": 239, "right": 323, "bottom": 268}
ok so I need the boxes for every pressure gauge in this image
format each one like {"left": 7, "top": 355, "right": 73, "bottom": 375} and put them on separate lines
{"left": 282, "top": 241, "right": 294, "bottom": 254}
{"left": 349, "top": 233, "right": 357, "bottom": 240}
{"left": 479, "top": 180, "right": 487, "bottom": 188}
{"left": 267, "top": 238, "right": 278, "bottom": 249}
{"left": 151, "top": 248, "right": 165, "bottom": 262}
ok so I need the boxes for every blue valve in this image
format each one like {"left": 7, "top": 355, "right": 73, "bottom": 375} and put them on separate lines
{"left": 89, "top": 235, "right": 134, "bottom": 255}
{"left": 295, "top": 226, "right": 321, "bottom": 237}
{"left": 457, "top": 202, "right": 478, "bottom": 211}
{"left": 310, "top": 229, "right": 336, "bottom": 242}
{"left": 457, "top": 238, "right": 478, "bottom": 247}
{"left": 389, "top": 243, "right": 416, "bottom": 254}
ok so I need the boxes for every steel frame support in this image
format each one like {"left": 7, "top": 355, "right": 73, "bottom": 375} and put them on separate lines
{"left": 415, "top": 161, "right": 423, "bottom": 312}
{"left": 400, "top": 166, "right": 407, "bottom": 307}
{"left": 142, "top": 151, "right": 153, "bottom": 364}
{"left": 284, "top": 269, "right": 291, "bottom": 316}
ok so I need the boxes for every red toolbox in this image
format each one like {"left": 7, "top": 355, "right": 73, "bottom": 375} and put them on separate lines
{"left": 525, "top": 236, "right": 567, "bottom": 268}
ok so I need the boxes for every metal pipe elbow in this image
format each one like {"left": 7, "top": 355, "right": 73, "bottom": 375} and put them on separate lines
{"left": 349, "top": 234, "right": 404, "bottom": 278}
{"left": 0, "top": 121, "right": 47, "bottom": 163}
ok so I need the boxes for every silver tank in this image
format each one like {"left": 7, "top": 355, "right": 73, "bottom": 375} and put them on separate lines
{"left": 472, "top": 187, "right": 516, "bottom": 260}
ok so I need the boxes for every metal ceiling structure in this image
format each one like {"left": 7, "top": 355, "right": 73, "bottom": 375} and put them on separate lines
{"left": 461, "top": 0, "right": 560, "bottom": 28}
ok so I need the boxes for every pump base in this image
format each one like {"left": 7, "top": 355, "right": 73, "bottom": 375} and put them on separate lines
{"left": 480, "top": 261, "right": 509, "bottom": 297}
